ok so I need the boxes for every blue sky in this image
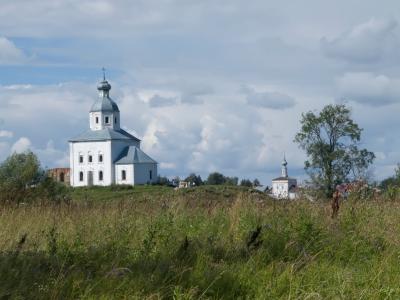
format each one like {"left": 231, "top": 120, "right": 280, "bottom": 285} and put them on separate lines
{"left": 1, "top": 0, "right": 400, "bottom": 185}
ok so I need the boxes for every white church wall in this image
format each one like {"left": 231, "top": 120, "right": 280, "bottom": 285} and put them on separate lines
{"left": 272, "top": 181, "right": 289, "bottom": 199}
{"left": 115, "top": 164, "right": 134, "bottom": 185}
{"left": 89, "top": 111, "right": 121, "bottom": 131}
{"left": 110, "top": 140, "right": 139, "bottom": 184}
{"left": 69, "top": 141, "right": 112, "bottom": 187}
{"left": 134, "top": 163, "right": 158, "bottom": 185}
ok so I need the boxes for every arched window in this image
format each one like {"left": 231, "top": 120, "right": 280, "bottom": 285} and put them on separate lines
{"left": 98, "top": 153, "right": 103, "bottom": 163}
{"left": 115, "top": 117, "right": 117, "bottom": 124}
{"left": 99, "top": 171, "right": 103, "bottom": 181}
{"left": 60, "top": 172, "right": 65, "bottom": 182}
{"left": 121, "top": 170, "right": 126, "bottom": 180}
{"left": 79, "top": 171, "right": 84, "bottom": 182}
{"left": 88, "top": 153, "right": 93, "bottom": 163}
{"left": 149, "top": 170, "right": 152, "bottom": 180}
{"left": 79, "top": 153, "right": 84, "bottom": 163}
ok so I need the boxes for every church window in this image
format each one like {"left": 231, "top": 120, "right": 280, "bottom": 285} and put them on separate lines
{"left": 99, "top": 171, "right": 103, "bottom": 181}
{"left": 79, "top": 155, "right": 83, "bottom": 163}
{"left": 60, "top": 172, "right": 65, "bottom": 182}
{"left": 79, "top": 172, "right": 84, "bottom": 182}
{"left": 88, "top": 155, "right": 93, "bottom": 163}
{"left": 95, "top": 116, "right": 99, "bottom": 124}
{"left": 99, "top": 154, "right": 103, "bottom": 163}
{"left": 105, "top": 116, "right": 110, "bottom": 124}
{"left": 122, "top": 170, "right": 126, "bottom": 180}
{"left": 149, "top": 170, "right": 152, "bottom": 180}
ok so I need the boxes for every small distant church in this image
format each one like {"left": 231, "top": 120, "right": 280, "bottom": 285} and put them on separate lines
{"left": 69, "top": 73, "right": 157, "bottom": 187}
{"left": 271, "top": 155, "right": 297, "bottom": 199}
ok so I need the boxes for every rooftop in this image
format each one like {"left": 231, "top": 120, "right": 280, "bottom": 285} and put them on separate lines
{"left": 69, "top": 128, "right": 140, "bottom": 142}
{"left": 115, "top": 146, "right": 157, "bottom": 164}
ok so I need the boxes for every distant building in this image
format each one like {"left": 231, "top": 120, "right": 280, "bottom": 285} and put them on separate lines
{"left": 48, "top": 168, "right": 70, "bottom": 185}
{"left": 69, "top": 74, "right": 157, "bottom": 187}
{"left": 271, "top": 155, "right": 297, "bottom": 199}
{"left": 178, "top": 181, "right": 196, "bottom": 189}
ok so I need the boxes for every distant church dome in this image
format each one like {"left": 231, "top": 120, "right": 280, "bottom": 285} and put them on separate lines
{"left": 90, "top": 72, "right": 120, "bottom": 113}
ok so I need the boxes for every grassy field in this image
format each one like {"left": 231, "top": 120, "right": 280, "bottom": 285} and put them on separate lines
{"left": 0, "top": 185, "right": 399, "bottom": 299}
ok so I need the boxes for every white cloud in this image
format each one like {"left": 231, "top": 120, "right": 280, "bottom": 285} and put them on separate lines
{"left": 148, "top": 94, "right": 177, "bottom": 107}
{"left": 321, "top": 18, "right": 399, "bottom": 63}
{"left": 11, "top": 137, "right": 31, "bottom": 153}
{"left": 336, "top": 72, "right": 400, "bottom": 106}
{"left": 1, "top": 1, "right": 400, "bottom": 184}
{"left": 0, "top": 130, "right": 13, "bottom": 138}
{"left": 0, "top": 142, "right": 11, "bottom": 160}
{"left": 160, "top": 162, "right": 176, "bottom": 169}
{"left": 34, "top": 140, "right": 69, "bottom": 168}
{"left": 0, "top": 37, "right": 28, "bottom": 64}
{"left": 243, "top": 86, "right": 296, "bottom": 110}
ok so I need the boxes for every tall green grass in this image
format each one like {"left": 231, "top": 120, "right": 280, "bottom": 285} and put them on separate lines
{"left": 0, "top": 185, "right": 399, "bottom": 299}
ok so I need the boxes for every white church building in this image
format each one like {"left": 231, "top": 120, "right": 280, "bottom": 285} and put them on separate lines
{"left": 271, "top": 156, "right": 297, "bottom": 199}
{"left": 69, "top": 75, "right": 157, "bottom": 187}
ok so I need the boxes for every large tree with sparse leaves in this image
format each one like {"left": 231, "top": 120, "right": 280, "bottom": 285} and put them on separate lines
{"left": 294, "top": 104, "right": 375, "bottom": 197}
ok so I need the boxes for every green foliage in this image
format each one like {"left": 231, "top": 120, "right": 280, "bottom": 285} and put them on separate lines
{"left": 381, "top": 164, "right": 400, "bottom": 190}
{"left": 0, "top": 151, "right": 42, "bottom": 204}
{"left": 240, "top": 179, "right": 253, "bottom": 187}
{"left": 184, "top": 173, "right": 203, "bottom": 186}
{"left": 0, "top": 151, "right": 70, "bottom": 204}
{"left": 157, "top": 175, "right": 172, "bottom": 186}
{"left": 206, "top": 172, "right": 238, "bottom": 186}
{"left": 239, "top": 178, "right": 261, "bottom": 187}
{"left": 294, "top": 104, "right": 375, "bottom": 197}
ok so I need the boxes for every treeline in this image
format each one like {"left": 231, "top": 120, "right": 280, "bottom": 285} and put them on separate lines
{"left": 158, "top": 172, "right": 261, "bottom": 188}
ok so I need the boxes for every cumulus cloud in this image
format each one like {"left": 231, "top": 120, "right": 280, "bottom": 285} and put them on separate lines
{"left": 35, "top": 140, "right": 69, "bottom": 168}
{"left": 336, "top": 72, "right": 400, "bottom": 106}
{"left": 0, "top": 130, "right": 13, "bottom": 138}
{"left": 11, "top": 137, "right": 31, "bottom": 153}
{"left": 0, "top": 37, "right": 28, "bottom": 64}
{"left": 2, "top": 1, "right": 400, "bottom": 183}
{"left": 243, "top": 86, "right": 296, "bottom": 110}
{"left": 321, "top": 18, "right": 399, "bottom": 63}
{"left": 148, "top": 94, "right": 177, "bottom": 107}
{"left": 180, "top": 86, "right": 213, "bottom": 105}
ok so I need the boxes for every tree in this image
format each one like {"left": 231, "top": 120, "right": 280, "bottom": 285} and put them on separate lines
{"left": 240, "top": 179, "right": 253, "bottom": 187}
{"left": 205, "top": 172, "right": 239, "bottom": 186}
{"left": 171, "top": 176, "right": 180, "bottom": 187}
{"left": 157, "top": 175, "right": 171, "bottom": 186}
{"left": 0, "top": 151, "right": 70, "bottom": 204}
{"left": 184, "top": 173, "right": 203, "bottom": 186}
{"left": 225, "top": 176, "right": 238, "bottom": 186}
{"left": 253, "top": 178, "right": 261, "bottom": 187}
{"left": 0, "top": 151, "right": 43, "bottom": 204}
{"left": 294, "top": 104, "right": 375, "bottom": 197}
{"left": 206, "top": 172, "right": 225, "bottom": 185}
{"left": 380, "top": 164, "right": 400, "bottom": 190}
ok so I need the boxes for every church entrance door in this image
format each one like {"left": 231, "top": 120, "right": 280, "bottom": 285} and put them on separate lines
{"left": 88, "top": 171, "right": 93, "bottom": 186}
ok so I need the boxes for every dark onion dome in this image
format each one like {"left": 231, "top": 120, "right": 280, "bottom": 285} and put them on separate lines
{"left": 90, "top": 79, "right": 120, "bottom": 112}
{"left": 97, "top": 79, "right": 111, "bottom": 92}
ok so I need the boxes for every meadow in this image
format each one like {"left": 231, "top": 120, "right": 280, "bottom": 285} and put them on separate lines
{"left": 1, "top": 185, "right": 399, "bottom": 299}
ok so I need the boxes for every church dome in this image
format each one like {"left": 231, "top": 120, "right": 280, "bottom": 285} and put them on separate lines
{"left": 90, "top": 96, "right": 120, "bottom": 112}
{"left": 90, "top": 79, "right": 120, "bottom": 112}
